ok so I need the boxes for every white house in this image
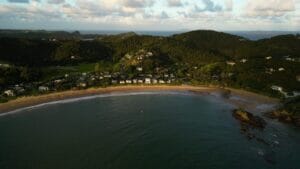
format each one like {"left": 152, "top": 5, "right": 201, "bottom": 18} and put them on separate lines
{"left": 278, "top": 68, "right": 285, "bottom": 72}
{"left": 119, "top": 80, "right": 125, "bottom": 84}
{"left": 104, "top": 74, "right": 112, "bottom": 78}
{"left": 159, "top": 80, "right": 166, "bottom": 84}
{"left": 138, "top": 79, "right": 144, "bottom": 84}
{"left": 271, "top": 85, "right": 283, "bottom": 92}
{"left": 146, "top": 52, "right": 153, "bottom": 57}
{"left": 266, "top": 56, "right": 272, "bottom": 60}
{"left": 4, "top": 90, "right": 15, "bottom": 97}
{"left": 126, "top": 80, "right": 132, "bottom": 84}
{"left": 152, "top": 79, "right": 158, "bottom": 84}
{"left": 145, "top": 78, "right": 151, "bottom": 84}
{"left": 39, "top": 86, "right": 49, "bottom": 92}
{"left": 133, "top": 79, "right": 138, "bottom": 84}
{"left": 226, "top": 61, "right": 236, "bottom": 66}
{"left": 136, "top": 67, "right": 143, "bottom": 72}
{"left": 240, "top": 59, "right": 247, "bottom": 63}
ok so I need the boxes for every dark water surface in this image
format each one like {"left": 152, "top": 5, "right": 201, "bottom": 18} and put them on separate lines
{"left": 0, "top": 91, "right": 299, "bottom": 169}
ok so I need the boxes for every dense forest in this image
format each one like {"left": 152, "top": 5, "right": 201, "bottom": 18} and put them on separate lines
{"left": 0, "top": 30, "right": 299, "bottom": 115}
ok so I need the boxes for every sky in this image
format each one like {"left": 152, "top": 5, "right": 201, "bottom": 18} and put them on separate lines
{"left": 0, "top": 0, "right": 299, "bottom": 31}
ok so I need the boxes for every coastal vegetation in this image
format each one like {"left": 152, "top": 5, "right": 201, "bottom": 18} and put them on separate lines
{"left": 0, "top": 30, "right": 299, "bottom": 121}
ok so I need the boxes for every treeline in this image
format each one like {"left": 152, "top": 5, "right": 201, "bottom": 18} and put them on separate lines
{"left": 0, "top": 38, "right": 113, "bottom": 66}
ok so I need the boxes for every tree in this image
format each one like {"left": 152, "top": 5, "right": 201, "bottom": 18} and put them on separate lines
{"left": 94, "top": 63, "right": 100, "bottom": 74}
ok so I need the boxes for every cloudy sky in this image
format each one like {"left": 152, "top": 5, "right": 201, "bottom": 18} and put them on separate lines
{"left": 0, "top": 0, "right": 299, "bottom": 31}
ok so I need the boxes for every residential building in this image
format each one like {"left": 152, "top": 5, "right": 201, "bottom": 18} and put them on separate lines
{"left": 39, "top": 86, "right": 49, "bottom": 92}
{"left": 136, "top": 67, "right": 143, "bottom": 72}
{"left": 266, "top": 56, "right": 272, "bottom": 60}
{"left": 145, "top": 78, "right": 151, "bottom": 84}
{"left": 159, "top": 80, "right": 166, "bottom": 84}
{"left": 4, "top": 90, "right": 15, "bottom": 97}
{"left": 271, "top": 85, "right": 283, "bottom": 92}
{"left": 226, "top": 61, "right": 236, "bottom": 66}
{"left": 240, "top": 59, "right": 247, "bottom": 63}
{"left": 126, "top": 80, "right": 132, "bottom": 84}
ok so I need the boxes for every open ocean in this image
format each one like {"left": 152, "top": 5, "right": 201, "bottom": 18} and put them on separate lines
{"left": 0, "top": 91, "right": 299, "bottom": 169}
{"left": 80, "top": 30, "right": 300, "bottom": 40}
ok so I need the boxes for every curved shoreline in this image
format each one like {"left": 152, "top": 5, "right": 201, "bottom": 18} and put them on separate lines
{"left": 0, "top": 85, "right": 280, "bottom": 116}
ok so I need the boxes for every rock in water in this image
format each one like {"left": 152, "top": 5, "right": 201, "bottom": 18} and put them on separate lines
{"left": 232, "top": 109, "right": 267, "bottom": 129}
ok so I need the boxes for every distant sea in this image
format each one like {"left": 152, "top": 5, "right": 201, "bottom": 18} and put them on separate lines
{"left": 80, "top": 30, "right": 300, "bottom": 41}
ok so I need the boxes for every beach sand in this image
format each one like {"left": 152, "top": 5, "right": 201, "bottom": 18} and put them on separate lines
{"left": 0, "top": 85, "right": 280, "bottom": 115}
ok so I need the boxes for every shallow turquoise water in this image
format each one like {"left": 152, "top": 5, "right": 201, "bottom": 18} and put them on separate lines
{"left": 0, "top": 91, "right": 299, "bottom": 169}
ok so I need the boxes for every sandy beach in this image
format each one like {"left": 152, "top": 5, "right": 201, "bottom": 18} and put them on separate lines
{"left": 0, "top": 85, "right": 280, "bottom": 115}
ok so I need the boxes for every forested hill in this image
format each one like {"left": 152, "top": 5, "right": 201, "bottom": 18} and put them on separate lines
{"left": 0, "top": 30, "right": 299, "bottom": 99}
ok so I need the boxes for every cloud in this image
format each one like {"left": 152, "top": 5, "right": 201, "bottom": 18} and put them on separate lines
{"left": 160, "top": 11, "right": 169, "bottom": 18}
{"left": 195, "top": 0, "right": 223, "bottom": 12}
{"left": 7, "top": 0, "right": 29, "bottom": 3}
{"left": 225, "top": 0, "right": 232, "bottom": 11}
{"left": 167, "top": 0, "right": 183, "bottom": 7}
{"left": 244, "top": 0, "right": 295, "bottom": 17}
{"left": 47, "top": 0, "right": 65, "bottom": 4}
{"left": 123, "top": 0, "right": 155, "bottom": 8}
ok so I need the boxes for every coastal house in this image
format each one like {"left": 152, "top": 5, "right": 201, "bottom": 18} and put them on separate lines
{"left": 138, "top": 79, "right": 144, "bottom": 84}
{"left": 278, "top": 68, "right": 285, "bottom": 72}
{"left": 266, "top": 56, "right": 272, "bottom": 60}
{"left": 226, "top": 61, "right": 236, "bottom": 66}
{"left": 146, "top": 52, "right": 153, "bottom": 57}
{"left": 136, "top": 67, "right": 143, "bottom": 72}
{"left": 80, "top": 82, "right": 87, "bottom": 88}
{"left": 132, "top": 79, "right": 138, "bottom": 84}
{"left": 152, "top": 79, "right": 158, "bottom": 84}
{"left": 3, "top": 90, "right": 15, "bottom": 97}
{"left": 145, "top": 78, "right": 151, "bottom": 84}
{"left": 126, "top": 80, "right": 132, "bottom": 84}
{"left": 159, "top": 80, "right": 166, "bottom": 84}
{"left": 265, "top": 68, "right": 276, "bottom": 74}
{"left": 271, "top": 85, "right": 283, "bottom": 92}
{"left": 38, "top": 86, "right": 49, "bottom": 92}
{"left": 119, "top": 80, "right": 125, "bottom": 84}
{"left": 111, "top": 80, "right": 118, "bottom": 84}
{"left": 240, "top": 59, "right": 247, "bottom": 63}
{"left": 104, "top": 74, "right": 112, "bottom": 78}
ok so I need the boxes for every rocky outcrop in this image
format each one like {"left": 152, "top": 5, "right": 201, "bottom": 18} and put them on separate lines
{"left": 265, "top": 110, "right": 300, "bottom": 126}
{"left": 232, "top": 109, "right": 267, "bottom": 129}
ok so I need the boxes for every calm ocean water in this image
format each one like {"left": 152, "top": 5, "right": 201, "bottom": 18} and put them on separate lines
{"left": 80, "top": 30, "right": 300, "bottom": 40}
{"left": 0, "top": 91, "right": 299, "bottom": 169}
